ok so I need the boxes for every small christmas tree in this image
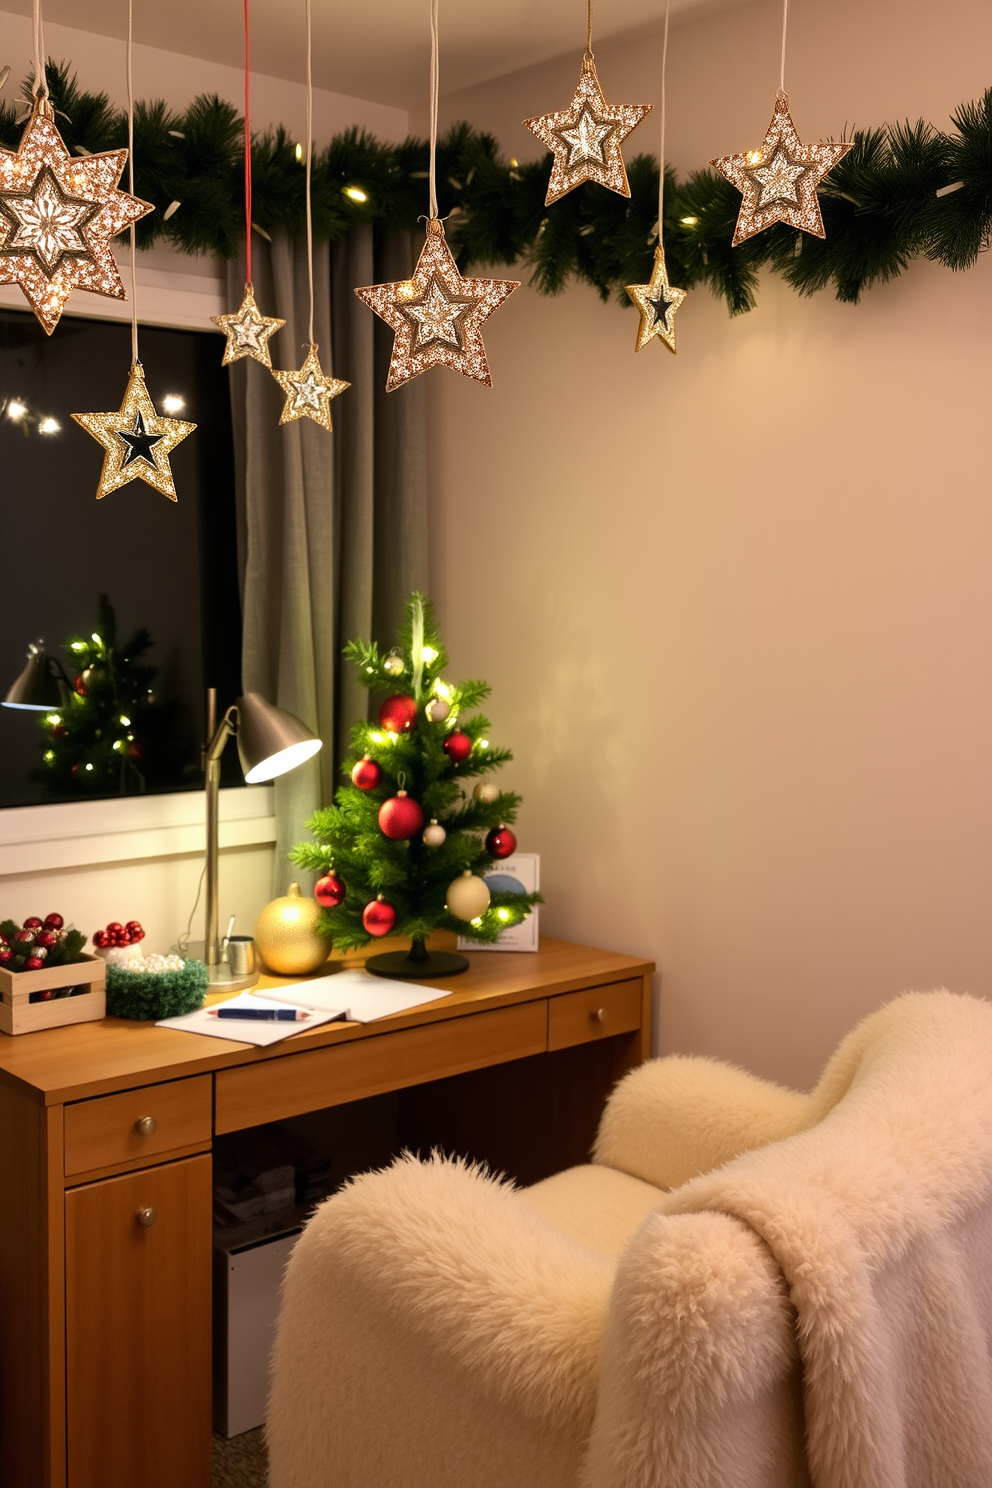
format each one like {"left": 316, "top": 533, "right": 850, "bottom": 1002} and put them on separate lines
{"left": 34, "top": 594, "right": 173, "bottom": 796}
{"left": 291, "top": 593, "right": 541, "bottom": 977}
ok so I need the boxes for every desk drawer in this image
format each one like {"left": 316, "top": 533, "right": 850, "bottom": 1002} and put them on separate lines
{"left": 215, "top": 1000, "right": 548, "bottom": 1134}
{"left": 64, "top": 1075, "right": 213, "bottom": 1178}
{"left": 547, "top": 979, "right": 642, "bottom": 1052}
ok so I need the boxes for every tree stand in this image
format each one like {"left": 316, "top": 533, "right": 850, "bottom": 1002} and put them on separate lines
{"left": 365, "top": 936, "right": 469, "bottom": 979}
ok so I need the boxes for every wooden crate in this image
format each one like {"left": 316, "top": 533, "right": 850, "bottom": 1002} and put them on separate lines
{"left": 0, "top": 954, "right": 106, "bottom": 1036}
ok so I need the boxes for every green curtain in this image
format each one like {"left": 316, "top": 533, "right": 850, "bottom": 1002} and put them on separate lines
{"left": 226, "top": 227, "right": 428, "bottom": 895}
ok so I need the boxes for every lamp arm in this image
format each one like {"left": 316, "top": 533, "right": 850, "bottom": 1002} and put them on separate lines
{"left": 204, "top": 705, "right": 239, "bottom": 967}
{"left": 206, "top": 706, "right": 238, "bottom": 763}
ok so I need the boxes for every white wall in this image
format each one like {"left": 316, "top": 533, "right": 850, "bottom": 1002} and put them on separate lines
{"left": 423, "top": 0, "right": 992, "bottom": 1088}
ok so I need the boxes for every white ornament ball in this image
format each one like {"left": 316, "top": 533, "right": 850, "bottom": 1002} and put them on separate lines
{"left": 423, "top": 818, "right": 447, "bottom": 848}
{"left": 473, "top": 781, "right": 499, "bottom": 805}
{"left": 383, "top": 648, "right": 405, "bottom": 677}
{"left": 446, "top": 870, "right": 491, "bottom": 922}
{"left": 425, "top": 694, "right": 450, "bottom": 723}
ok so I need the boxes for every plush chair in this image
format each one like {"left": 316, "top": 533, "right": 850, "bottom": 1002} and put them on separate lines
{"left": 268, "top": 991, "right": 992, "bottom": 1488}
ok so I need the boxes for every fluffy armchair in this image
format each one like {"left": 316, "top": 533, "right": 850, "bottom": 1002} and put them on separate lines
{"left": 268, "top": 991, "right": 992, "bottom": 1488}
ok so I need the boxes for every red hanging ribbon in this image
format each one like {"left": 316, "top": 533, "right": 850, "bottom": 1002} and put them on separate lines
{"left": 244, "top": 0, "right": 252, "bottom": 285}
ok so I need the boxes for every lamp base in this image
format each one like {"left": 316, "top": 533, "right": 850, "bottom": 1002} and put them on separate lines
{"left": 206, "top": 963, "right": 260, "bottom": 993}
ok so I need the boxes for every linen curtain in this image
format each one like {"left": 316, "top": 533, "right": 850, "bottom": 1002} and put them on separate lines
{"left": 226, "top": 227, "right": 428, "bottom": 894}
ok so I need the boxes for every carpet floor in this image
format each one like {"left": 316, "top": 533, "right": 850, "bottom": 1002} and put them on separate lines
{"left": 213, "top": 1428, "right": 268, "bottom": 1487}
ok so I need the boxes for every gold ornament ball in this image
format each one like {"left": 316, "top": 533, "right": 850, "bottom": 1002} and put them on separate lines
{"left": 254, "top": 881, "right": 329, "bottom": 976}
{"left": 384, "top": 648, "right": 405, "bottom": 677}
{"left": 446, "top": 870, "right": 491, "bottom": 922}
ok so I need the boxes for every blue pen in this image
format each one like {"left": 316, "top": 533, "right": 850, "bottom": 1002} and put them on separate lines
{"left": 211, "top": 1006, "right": 311, "bottom": 1022}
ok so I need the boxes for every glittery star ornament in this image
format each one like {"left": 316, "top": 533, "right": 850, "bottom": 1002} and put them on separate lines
{"left": 625, "top": 247, "right": 687, "bottom": 354}
{"left": 712, "top": 96, "right": 853, "bottom": 246}
{"left": 523, "top": 59, "right": 652, "bottom": 205}
{"left": 0, "top": 98, "right": 153, "bottom": 334}
{"left": 354, "top": 219, "right": 519, "bottom": 391}
{"left": 271, "top": 344, "right": 350, "bottom": 430}
{"left": 71, "top": 362, "right": 196, "bottom": 502}
{"left": 211, "top": 283, "right": 285, "bottom": 367}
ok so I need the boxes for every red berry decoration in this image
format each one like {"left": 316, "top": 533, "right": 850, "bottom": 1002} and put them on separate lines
{"left": 378, "top": 695, "right": 418, "bottom": 734}
{"left": 73, "top": 674, "right": 87, "bottom": 696}
{"left": 442, "top": 731, "right": 472, "bottom": 763}
{"left": 24, "top": 956, "right": 44, "bottom": 970}
{"left": 362, "top": 896, "right": 397, "bottom": 937}
{"left": 51, "top": 722, "right": 67, "bottom": 740}
{"left": 486, "top": 825, "right": 517, "bottom": 859}
{"left": 378, "top": 790, "right": 424, "bottom": 841}
{"left": 44, "top": 912, "right": 64, "bottom": 930}
{"left": 351, "top": 756, "right": 383, "bottom": 791}
{"left": 314, "top": 873, "right": 346, "bottom": 909}
{"left": 126, "top": 921, "right": 145, "bottom": 942}
{"left": 23, "top": 916, "right": 43, "bottom": 929}
{"left": 93, "top": 930, "right": 109, "bottom": 948}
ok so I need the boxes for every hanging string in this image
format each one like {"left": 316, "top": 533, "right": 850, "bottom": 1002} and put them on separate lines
{"left": 585, "top": 0, "right": 594, "bottom": 61}
{"left": 428, "top": 0, "right": 439, "bottom": 220}
{"left": 244, "top": 0, "right": 253, "bottom": 286}
{"left": 32, "top": 0, "right": 47, "bottom": 98}
{"left": 305, "top": 0, "right": 315, "bottom": 344}
{"left": 778, "top": 0, "right": 789, "bottom": 98}
{"left": 126, "top": 0, "right": 139, "bottom": 364}
{"left": 657, "top": 0, "right": 670, "bottom": 249}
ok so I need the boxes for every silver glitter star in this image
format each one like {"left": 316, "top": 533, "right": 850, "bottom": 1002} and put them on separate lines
{"left": 0, "top": 165, "right": 97, "bottom": 273}
{"left": 401, "top": 277, "right": 474, "bottom": 350}
{"left": 523, "top": 59, "right": 651, "bottom": 205}
{"left": 271, "top": 343, "right": 350, "bottom": 431}
{"left": 558, "top": 109, "right": 614, "bottom": 168}
{"left": 751, "top": 147, "right": 807, "bottom": 207}
{"left": 211, "top": 283, "right": 286, "bottom": 368}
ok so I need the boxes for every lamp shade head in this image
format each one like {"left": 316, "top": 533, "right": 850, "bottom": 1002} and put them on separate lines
{"left": 3, "top": 641, "right": 64, "bottom": 711}
{"left": 236, "top": 691, "right": 322, "bottom": 782}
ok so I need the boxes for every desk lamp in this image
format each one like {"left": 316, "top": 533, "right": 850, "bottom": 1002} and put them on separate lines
{"left": 2, "top": 640, "right": 71, "bottom": 711}
{"left": 203, "top": 687, "right": 322, "bottom": 989}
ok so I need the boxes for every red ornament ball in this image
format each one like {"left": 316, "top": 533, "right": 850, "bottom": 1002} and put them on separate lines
{"left": 378, "top": 791, "right": 424, "bottom": 841}
{"left": 93, "top": 930, "right": 109, "bottom": 948}
{"left": 24, "top": 956, "right": 44, "bottom": 971}
{"left": 70, "top": 763, "right": 83, "bottom": 780}
{"left": 126, "top": 920, "right": 145, "bottom": 941}
{"left": 36, "top": 930, "right": 58, "bottom": 949}
{"left": 351, "top": 756, "right": 383, "bottom": 791}
{"left": 0, "top": 949, "right": 12, "bottom": 965}
{"left": 486, "top": 825, "right": 517, "bottom": 859}
{"left": 14, "top": 929, "right": 36, "bottom": 945}
{"left": 51, "top": 722, "right": 67, "bottom": 741}
{"left": 314, "top": 873, "right": 346, "bottom": 909}
{"left": 363, "top": 897, "right": 397, "bottom": 937}
{"left": 442, "top": 731, "right": 472, "bottom": 763}
{"left": 127, "top": 739, "right": 146, "bottom": 762}
{"left": 23, "top": 916, "right": 43, "bottom": 930}
{"left": 378, "top": 695, "right": 418, "bottom": 734}
{"left": 44, "top": 912, "right": 64, "bottom": 930}
{"left": 73, "top": 675, "right": 87, "bottom": 697}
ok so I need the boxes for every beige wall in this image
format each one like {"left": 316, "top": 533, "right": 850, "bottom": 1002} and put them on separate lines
{"left": 425, "top": 0, "right": 992, "bottom": 1088}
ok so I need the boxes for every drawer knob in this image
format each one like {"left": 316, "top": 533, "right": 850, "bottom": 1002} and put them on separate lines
{"left": 137, "top": 1207, "right": 158, "bottom": 1228}
{"left": 592, "top": 1007, "right": 606, "bottom": 1023}
{"left": 135, "top": 1116, "right": 157, "bottom": 1136}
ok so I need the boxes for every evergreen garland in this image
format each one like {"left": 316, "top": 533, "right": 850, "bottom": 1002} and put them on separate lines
{"left": 1, "top": 62, "right": 989, "bottom": 314}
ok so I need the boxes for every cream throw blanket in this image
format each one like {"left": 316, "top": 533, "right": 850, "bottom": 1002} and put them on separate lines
{"left": 585, "top": 991, "right": 992, "bottom": 1488}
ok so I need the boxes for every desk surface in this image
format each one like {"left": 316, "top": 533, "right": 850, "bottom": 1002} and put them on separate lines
{"left": 0, "top": 937, "right": 654, "bottom": 1106}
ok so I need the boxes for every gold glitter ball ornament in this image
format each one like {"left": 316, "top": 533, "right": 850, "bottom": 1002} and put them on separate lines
{"left": 211, "top": 283, "right": 285, "bottom": 367}
{"left": 254, "top": 881, "right": 329, "bottom": 976}
{"left": 271, "top": 343, "right": 350, "bottom": 430}
{"left": 625, "top": 246, "right": 687, "bottom": 354}
{"left": 712, "top": 95, "right": 853, "bottom": 246}
{"left": 523, "top": 58, "right": 652, "bottom": 206}
{"left": 0, "top": 97, "right": 153, "bottom": 335}
{"left": 71, "top": 361, "right": 197, "bottom": 502}
{"left": 354, "top": 218, "right": 519, "bottom": 392}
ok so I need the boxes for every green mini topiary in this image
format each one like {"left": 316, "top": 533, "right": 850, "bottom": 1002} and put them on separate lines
{"left": 106, "top": 960, "right": 208, "bottom": 1021}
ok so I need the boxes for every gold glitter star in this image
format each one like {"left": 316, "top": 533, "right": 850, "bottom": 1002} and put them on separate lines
{"left": 712, "top": 96, "right": 853, "bottom": 246}
{"left": 211, "top": 283, "right": 286, "bottom": 368}
{"left": 625, "top": 247, "right": 687, "bottom": 354}
{"left": 523, "top": 59, "right": 652, "bottom": 205}
{"left": 0, "top": 97, "right": 153, "bottom": 334}
{"left": 354, "top": 218, "right": 519, "bottom": 391}
{"left": 71, "top": 362, "right": 196, "bottom": 502}
{"left": 271, "top": 344, "right": 350, "bottom": 430}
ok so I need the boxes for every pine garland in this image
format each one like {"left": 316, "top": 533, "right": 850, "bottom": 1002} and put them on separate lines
{"left": 2, "top": 62, "right": 990, "bottom": 314}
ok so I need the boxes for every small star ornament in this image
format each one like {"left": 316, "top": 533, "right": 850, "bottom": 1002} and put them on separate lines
{"left": 0, "top": 96, "right": 153, "bottom": 334}
{"left": 625, "top": 247, "right": 687, "bottom": 354}
{"left": 712, "top": 95, "right": 853, "bottom": 246}
{"left": 211, "top": 283, "right": 285, "bottom": 367}
{"left": 523, "top": 58, "right": 652, "bottom": 205}
{"left": 71, "top": 362, "right": 196, "bottom": 501}
{"left": 354, "top": 219, "right": 519, "bottom": 391}
{"left": 271, "top": 344, "right": 350, "bottom": 430}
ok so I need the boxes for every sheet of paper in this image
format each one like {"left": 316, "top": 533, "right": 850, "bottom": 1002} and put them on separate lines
{"left": 156, "top": 992, "right": 346, "bottom": 1046}
{"left": 264, "top": 969, "right": 451, "bottom": 1023}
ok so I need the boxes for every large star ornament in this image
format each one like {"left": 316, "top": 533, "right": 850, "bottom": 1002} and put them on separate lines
{"left": 71, "top": 362, "right": 197, "bottom": 501}
{"left": 211, "top": 283, "right": 285, "bottom": 367}
{"left": 354, "top": 219, "right": 519, "bottom": 391}
{"left": 271, "top": 344, "right": 350, "bottom": 430}
{"left": 712, "top": 96, "right": 853, "bottom": 246}
{"left": 625, "top": 248, "right": 687, "bottom": 354}
{"left": 523, "top": 60, "right": 652, "bottom": 205}
{"left": 0, "top": 98, "right": 153, "bottom": 334}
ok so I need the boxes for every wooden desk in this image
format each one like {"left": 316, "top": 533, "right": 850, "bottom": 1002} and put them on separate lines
{"left": 0, "top": 936, "right": 653, "bottom": 1488}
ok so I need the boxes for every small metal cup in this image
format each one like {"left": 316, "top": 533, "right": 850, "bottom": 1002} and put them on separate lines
{"left": 227, "top": 935, "right": 256, "bottom": 976}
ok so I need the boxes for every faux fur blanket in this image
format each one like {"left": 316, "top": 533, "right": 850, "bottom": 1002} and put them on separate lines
{"left": 583, "top": 992, "right": 992, "bottom": 1488}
